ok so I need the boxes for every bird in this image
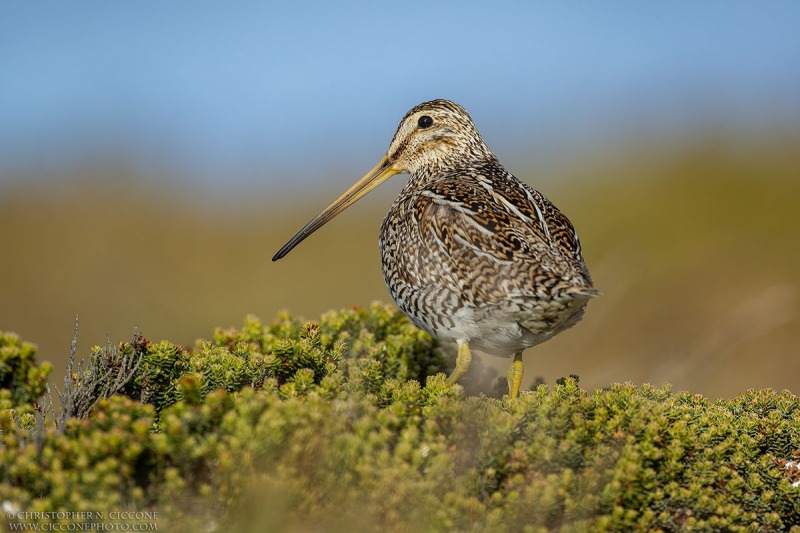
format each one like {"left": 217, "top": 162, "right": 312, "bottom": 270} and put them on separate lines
{"left": 273, "top": 99, "right": 597, "bottom": 398}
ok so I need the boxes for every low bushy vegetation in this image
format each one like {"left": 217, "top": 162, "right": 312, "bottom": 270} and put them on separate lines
{"left": 1, "top": 303, "right": 799, "bottom": 532}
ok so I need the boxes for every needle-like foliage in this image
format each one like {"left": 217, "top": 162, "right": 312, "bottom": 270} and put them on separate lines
{"left": 1, "top": 304, "right": 798, "bottom": 532}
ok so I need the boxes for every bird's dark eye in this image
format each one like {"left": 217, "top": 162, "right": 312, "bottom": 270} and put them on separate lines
{"left": 417, "top": 115, "right": 434, "bottom": 129}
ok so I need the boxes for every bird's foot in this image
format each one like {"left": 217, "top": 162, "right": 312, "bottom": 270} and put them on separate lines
{"left": 507, "top": 352, "right": 524, "bottom": 399}
{"left": 446, "top": 340, "right": 472, "bottom": 385}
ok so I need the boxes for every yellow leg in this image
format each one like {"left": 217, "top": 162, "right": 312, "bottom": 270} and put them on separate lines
{"left": 507, "top": 352, "right": 524, "bottom": 399}
{"left": 446, "top": 339, "right": 472, "bottom": 385}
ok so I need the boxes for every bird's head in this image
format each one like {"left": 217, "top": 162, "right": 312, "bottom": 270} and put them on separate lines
{"left": 385, "top": 99, "right": 493, "bottom": 177}
{"left": 272, "top": 99, "right": 491, "bottom": 261}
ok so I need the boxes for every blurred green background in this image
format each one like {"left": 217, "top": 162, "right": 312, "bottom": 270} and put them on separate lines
{"left": 2, "top": 2, "right": 799, "bottom": 398}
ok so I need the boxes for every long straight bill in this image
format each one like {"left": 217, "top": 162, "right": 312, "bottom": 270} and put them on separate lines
{"left": 272, "top": 155, "right": 400, "bottom": 261}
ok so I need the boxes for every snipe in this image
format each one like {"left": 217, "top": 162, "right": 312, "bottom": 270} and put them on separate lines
{"left": 273, "top": 99, "right": 598, "bottom": 397}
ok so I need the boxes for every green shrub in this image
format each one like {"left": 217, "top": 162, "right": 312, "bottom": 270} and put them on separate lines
{"left": 0, "top": 332, "right": 51, "bottom": 407}
{"left": 0, "top": 331, "right": 51, "bottom": 428}
{"left": 1, "top": 304, "right": 798, "bottom": 532}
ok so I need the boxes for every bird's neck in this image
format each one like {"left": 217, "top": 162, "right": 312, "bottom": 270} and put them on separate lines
{"left": 410, "top": 151, "right": 500, "bottom": 185}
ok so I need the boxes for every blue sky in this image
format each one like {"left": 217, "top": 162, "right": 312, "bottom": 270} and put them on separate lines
{"left": 2, "top": 1, "right": 799, "bottom": 189}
